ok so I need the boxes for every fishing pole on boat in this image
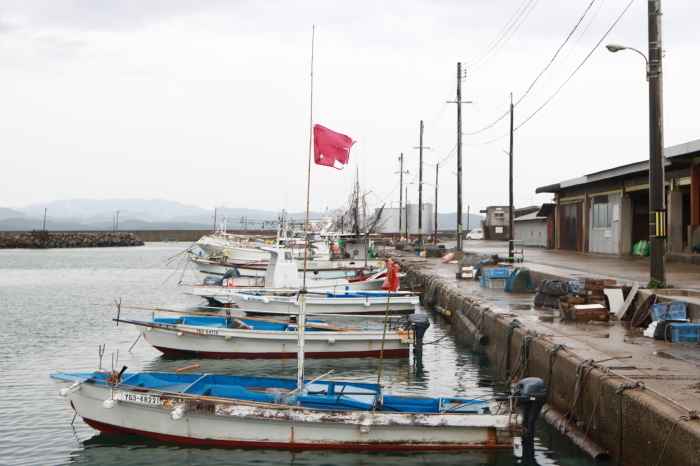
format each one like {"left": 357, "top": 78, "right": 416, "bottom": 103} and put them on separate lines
{"left": 280, "top": 369, "right": 335, "bottom": 402}
{"left": 128, "top": 334, "right": 141, "bottom": 352}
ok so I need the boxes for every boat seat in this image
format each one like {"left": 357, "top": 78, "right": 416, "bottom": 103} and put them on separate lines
{"left": 209, "top": 385, "right": 278, "bottom": 403}
{"left": 380, "top": 395, "right": 440, "bottom": 413}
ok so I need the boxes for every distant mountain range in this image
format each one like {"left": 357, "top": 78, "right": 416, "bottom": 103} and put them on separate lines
{"left": 0, "top": 199, "right": 483, "bottom": 232}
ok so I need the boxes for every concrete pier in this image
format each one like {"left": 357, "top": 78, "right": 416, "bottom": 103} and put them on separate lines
{"left": 394, "top": 241, "right": 700, "bottom": 465}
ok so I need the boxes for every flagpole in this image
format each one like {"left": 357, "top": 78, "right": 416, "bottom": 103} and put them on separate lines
{"left": 297, "top": 25, "right": 315, "bottom": 396}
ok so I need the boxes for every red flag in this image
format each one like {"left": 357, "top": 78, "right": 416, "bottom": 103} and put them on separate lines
{"left": 313, "top": 124, "right": 354, "bottom": 170}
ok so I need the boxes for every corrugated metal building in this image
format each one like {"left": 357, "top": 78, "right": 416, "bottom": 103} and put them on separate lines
{"left": 536, "top": 139, "right": 700, "bottom": 255}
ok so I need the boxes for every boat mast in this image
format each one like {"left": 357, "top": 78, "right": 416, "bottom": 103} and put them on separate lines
{"left": 297, "top": 26, "right": 316, "bottom": 394}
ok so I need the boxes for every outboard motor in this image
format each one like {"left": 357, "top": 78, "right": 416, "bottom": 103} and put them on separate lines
{"left": 203, "top": 276, "right": 223, "bottom": 286}
{"left": 408, "top": 314, "right": 430, "bottom": 354}
{"left": 222, "top": 268, "right": 241, "bottom": 280}
{"left": 509, "top": 377, "right": 548, "bottom": 442}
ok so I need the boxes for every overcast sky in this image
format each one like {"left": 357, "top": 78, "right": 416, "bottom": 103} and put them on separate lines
{"left": 1, "top": 0, "right": 698, "bottom": 217}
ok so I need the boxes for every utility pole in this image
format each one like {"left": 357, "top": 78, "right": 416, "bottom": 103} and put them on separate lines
{"left": 434, "top": 163, "right": 439, "bottom": 241}
{"left": 213, "top": 207, "right": 217, "bottom": 230}
{"left": 648, "top": 0, "right": 666, "bottom": 285}
{"left": 418, "top": 121, "right": 424, "bottom": 246}
{"left": 447, "top": 63, "right": 471, "bottom": 250}
{"left": 116, "top": 210, "right": 120, "bottom": 231}
{"left": 43, "top": 208, "right": 47, "bottom": 231}
{"left": 399, "top": 154, "right": 404, "bottom": 237}
{"left": 467, "top": 205, "right": 470, "bottom": 231}
{"left": 405, "top": 187, "right": 409, "bottom": 240}
{"left": 508, "top": 93, "right": 515, "bottom": 261}
{"left": 396, "top": 153, "right": 409, "bottom": 240}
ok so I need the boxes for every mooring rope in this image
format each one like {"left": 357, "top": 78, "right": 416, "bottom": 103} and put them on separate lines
{"left": 655, "top": 410, "right": 700, "bottom": 466}
{"left": 615, "top": 381, "right": 645, "bottom": 466}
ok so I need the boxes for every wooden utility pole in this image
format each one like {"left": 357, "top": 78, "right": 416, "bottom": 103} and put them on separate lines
{"left": 456, "top": 63, "right": 463, "bottom": 250}
{"left": 648, "top": 0, "right": 666, "bottom": 285}
{"left": 397, "top": 153, "right": 409, "bottom": 239}
{"left": 508, "top": 93, "right": 514, "bottom": 261}
{"left": 418, "top": 120, "right": 424, "bottom": 246}
{"left": 405, "top": 187, "right": 409, "bottom": 240}
{"left": 398, "top": 154, "right": 403, "bottom": 236}
{"left": 447, "top": 63, "right": 470, "bottom": 250}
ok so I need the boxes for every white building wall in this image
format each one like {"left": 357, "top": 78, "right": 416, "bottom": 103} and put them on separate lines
{"left": 375, "top": 204, "right": 434, "bottom": 235}
{"left": 514, "top": 219, "right": 547, "bottom": 247}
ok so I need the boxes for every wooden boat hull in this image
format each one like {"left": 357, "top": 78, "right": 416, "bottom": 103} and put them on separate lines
{"left": 51, "top": 375, "right": 519, "bottom": 450}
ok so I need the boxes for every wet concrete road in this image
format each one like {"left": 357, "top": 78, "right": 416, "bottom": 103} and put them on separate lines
{"left": 448, "top": 240, "right": 700, "bottom": 290}
{"left": 391, "top": 241, "right": 700, "bottom": 420}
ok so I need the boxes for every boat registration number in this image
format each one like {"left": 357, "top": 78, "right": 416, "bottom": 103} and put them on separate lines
{"left": 114, "top": 391, "right": 163, "bottom": 406}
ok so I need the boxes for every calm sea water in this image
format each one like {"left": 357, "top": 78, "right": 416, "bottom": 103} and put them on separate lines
{"left": 0, "top": 243, "right": 595, "bottom": 466}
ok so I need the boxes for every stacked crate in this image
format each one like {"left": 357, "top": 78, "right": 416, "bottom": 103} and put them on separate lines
{"left": 479, "top": 267, "right": 511, "bottom": 289}
{"left": 558, "top": 278, "right": 616, "bottom": 322}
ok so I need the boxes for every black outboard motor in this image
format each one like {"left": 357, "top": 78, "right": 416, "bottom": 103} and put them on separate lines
{"left": 222, "top": 268, "right": 241, "bottom": 279}
{"left": 509, "top": 377, "right": 548, "bottom": 442}
{"left": 203, "top": 276, "right": 223, "bottom": 286}
{"left": 408, "top": 314, "right": 430, "bottom": 354}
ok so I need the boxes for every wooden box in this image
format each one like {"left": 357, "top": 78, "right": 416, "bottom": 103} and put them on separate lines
{"left": 572, "top": 304, "right": 608, "bottom": 322}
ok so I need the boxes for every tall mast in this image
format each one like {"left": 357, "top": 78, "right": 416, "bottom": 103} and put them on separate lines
{"left": 298, "top": 26, "right": 315, "bottom": 394}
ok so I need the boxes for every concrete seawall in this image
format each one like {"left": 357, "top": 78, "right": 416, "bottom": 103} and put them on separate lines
{"left": 398, "top": 258, "right": 700, "bottom": 465}
{"left": 0, "top": 231, "right": 144, "bottom": 248}
{"left": 0, "top": 230, "right": 276, "bottom": 243}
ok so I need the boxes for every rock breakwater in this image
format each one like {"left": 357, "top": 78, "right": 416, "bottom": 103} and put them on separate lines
{"left": 0, "top": 231, "right": 145, "bottom": 249}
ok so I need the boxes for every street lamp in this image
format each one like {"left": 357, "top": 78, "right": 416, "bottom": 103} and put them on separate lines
{"left": 605, "top": 44, "right": 649, "bottom": 80}
{"left": 605, "top": 1, "right": 666, "bottom": 285}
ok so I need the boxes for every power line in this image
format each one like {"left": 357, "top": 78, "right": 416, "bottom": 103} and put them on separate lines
{"left": 464, "top": 0, "right": 540, "bottom": 73}
{"left": 464, "top": 0, "right": 598, "bottom": 136}
{"left": 463, "top": 0, "right": 635, "bottom": 146}
{"left": 513, "top": 0, "right": 634, "bottom": 131}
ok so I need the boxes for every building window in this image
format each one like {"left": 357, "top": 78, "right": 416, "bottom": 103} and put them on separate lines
{"left": 494, "top": 211, "right": 504, "bottom": 219}
{"left": 592, "top": 203, "right": 613, "bottom": 229}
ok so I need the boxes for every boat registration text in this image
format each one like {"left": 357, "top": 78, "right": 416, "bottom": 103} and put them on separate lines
{"left": 114, "top": 391, "right": 163, "bottom": 406}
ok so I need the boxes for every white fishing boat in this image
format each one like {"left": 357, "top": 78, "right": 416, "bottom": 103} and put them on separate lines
{"left": 115, "top": 313, "right": 430, "bottom": 358}
{"left": 219, "top": 289, "right": 419, "bottom": 316}
{"left": 188, "top": 252, "right": 383, "bottom": 278}
{"left": 50, "top": 370, "right": 547, "bottom": 450}
{"left": 181, "top": 248, "right": 387, "bottom": 305}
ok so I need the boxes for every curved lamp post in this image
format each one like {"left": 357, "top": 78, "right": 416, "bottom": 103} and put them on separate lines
{"left": 604, "top": 2, "right": 666, "bottom": 285}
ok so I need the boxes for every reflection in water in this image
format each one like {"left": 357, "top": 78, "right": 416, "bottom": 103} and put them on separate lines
{"left": 72, "top": 435, "right": 514, "bottom": 466}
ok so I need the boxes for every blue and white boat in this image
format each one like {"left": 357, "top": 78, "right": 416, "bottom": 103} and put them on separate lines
{"left": 51, "top": 370, "right": 543, "bottom": 450}
{"left": 220, "top": 289, "right": 420, "bottom": 316}
{"left": 116, "top": 314, "right": 427, "bottom": 358}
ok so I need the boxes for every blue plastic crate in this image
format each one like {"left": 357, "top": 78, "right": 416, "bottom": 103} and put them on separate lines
{"left": 650, "top": 301, "right": 687, "bottom": 321}
{"left": 668, "top": 323, "right": 700, "bottom": 344}
{"left": 483, "top": 267, "right": 510, "bottom": 279}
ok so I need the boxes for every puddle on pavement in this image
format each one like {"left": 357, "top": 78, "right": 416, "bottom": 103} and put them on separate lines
{"left": 654, "top": 350, "right": 675, "bottom": 359}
